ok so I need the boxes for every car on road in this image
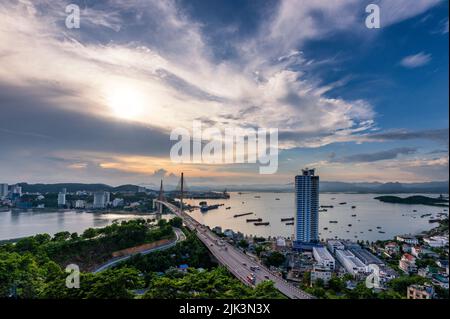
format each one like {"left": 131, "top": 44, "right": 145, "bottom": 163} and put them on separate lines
{"left": 264, "top": 275, "right": 270, "bottom": 279}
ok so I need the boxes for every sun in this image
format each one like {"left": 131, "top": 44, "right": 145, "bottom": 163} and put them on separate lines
{"left": 106, "top": 87, "right": 146, "bottom": 120}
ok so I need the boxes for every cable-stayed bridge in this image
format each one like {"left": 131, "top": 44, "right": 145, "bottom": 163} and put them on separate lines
{"left": 154, "top": 173, "right": 313, "bottom": 299}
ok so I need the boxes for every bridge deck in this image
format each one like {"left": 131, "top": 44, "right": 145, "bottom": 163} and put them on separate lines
{"left": 156, "top": 200, "right": 313, "bottom": 299}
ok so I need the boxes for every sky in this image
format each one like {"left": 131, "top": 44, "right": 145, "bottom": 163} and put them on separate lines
{"left": 0, "top": 0, "right": 448, "bottom": 188}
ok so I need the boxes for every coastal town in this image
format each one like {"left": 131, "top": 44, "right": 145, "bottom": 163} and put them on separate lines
{"left": 1, "top": 178, "right": 448, "bottom": 299}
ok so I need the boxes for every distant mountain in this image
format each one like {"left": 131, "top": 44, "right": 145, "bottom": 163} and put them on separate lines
{"left": 14, "top": 180, "right": 449, "bottom": 194}
{"left": 206, "top": 181, "right": 449, "bottom": 194}
{"left": 18, "top": 183, "right": 142, "bottom": 193}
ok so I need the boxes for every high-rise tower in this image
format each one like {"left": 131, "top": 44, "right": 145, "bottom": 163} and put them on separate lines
{"left": 294, "top": 168, "right": 319, "bottom": 243}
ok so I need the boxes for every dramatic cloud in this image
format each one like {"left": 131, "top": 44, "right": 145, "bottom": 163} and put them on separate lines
{"left": 400, "top": 52, "right": 432, "bottom": 68}
{"left": 0, "top": 0, "right": 446, "bottom": 184}
{"left": 331, "top": 147, "right": 417, "bottom": 163}
{"left": 363, "top": 128, "right": 449, "bottom": 144}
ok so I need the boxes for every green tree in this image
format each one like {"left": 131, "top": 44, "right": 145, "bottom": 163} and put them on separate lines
{"left": 263, "top": 251, "right": 285, "bottom": 267}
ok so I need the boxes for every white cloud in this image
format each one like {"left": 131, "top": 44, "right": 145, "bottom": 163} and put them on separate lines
{"left": 0, "top": 0, "right": 442, "bottom": 153}
{"left": 400, "top": 52, "right": 432, "bottom": 68}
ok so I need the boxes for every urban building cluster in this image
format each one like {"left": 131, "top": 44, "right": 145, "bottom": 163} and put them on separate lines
{"left": 0, "top": 183, "right": 144, "bottom": 210}
{"left": 210, "top": 168, "right": 448, "bottom": 298}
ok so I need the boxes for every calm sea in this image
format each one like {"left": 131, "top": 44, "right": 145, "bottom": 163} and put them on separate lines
{"left": 0, "top": 192, "right": 447, "bottom": 241}
{"left": 185, "top": 192, "right": 448, "bottom": 241}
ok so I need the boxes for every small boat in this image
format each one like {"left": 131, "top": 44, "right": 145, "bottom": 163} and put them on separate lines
{"left": 254, "top": 196, "right": 261, "bottom": 199}
{"left": 319, "top": 209, "right": 328, "bottom": 212}
{"left": 331, "top": 198, "right": 336, "bottom": 200}
{"left": 368, "top": 229, "right": 372, "bottom": 231}
{"left": 226, "top": 207, "right": 231, "bottom": 210}
{"left": 348, "top": 224, "right": 352, "bottom": 227}
{"left": 351, "top": 206, "right": 356, "bottom": 209}
{"left": 321, "top": 205, "right": 334, "bottom": 208}
{"left": 246, "top": 218, "right": 262, "bottom": 222}
{"left": 254, "top": 222, "right": 270, "bottom": 226}
{"left": 281, "top": 217, "right": 294, "bottom": 222}
{"left": 351, "top": 214, "right": 357, "bottom": 217}
{"left": 329, "top": 220, "right": 338, "bottom": 223}
{"left": 413, "top": 210, "right": 417, "bottom": 212}
{"left": 378, "top": 231, "right": 385, "bottom": 234}
{"left": 376, "top": 226, "right": 382, "bottom": 229}
{"left": 285, "top": 222, "right": 294, "bottom": 225}
{"left": 323, "top": 227, "right": 328, "bottom": 230}
{"left": 275, "top": 198, "right": 280, "bottom": 200}
{"left": 234, "top": 212, "right": 253, "bottom": 218}
{"left": 339, "top": 202, "right": 347, "bottom": 205}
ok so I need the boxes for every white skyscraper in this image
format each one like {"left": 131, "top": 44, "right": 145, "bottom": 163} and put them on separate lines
{"left": 0, "top": 183, "right": 8, "bottom": 199}
{"left": 93, "top": 191, "right": 109, "bottom": 209}
{"left": 294, "top": 168, "right": 319, "bottom": 244}
{"left": 58, "top": 192, "right": 66, "bottom": 206}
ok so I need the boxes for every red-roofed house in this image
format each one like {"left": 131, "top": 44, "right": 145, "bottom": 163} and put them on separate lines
{"left": 399, "top": 253, "right": 417, "bottom": 274}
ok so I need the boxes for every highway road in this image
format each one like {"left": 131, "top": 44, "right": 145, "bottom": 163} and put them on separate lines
{"left": 93, "top": 227, "right": 186, "bottom": 273}
{"left": 158, "top": 201, "right": 313, "bottom": 299}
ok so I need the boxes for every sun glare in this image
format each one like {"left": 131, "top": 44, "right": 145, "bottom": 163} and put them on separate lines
{"left": 106, "top": 87, "right": 146, "bottom": 120}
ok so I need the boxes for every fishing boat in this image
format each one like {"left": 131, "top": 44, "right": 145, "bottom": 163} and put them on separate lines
{"left": 254, "top": 222, "right": 270, "bottom": 226}
{"left": 234, "top": 212, "right": 253, "bottom": 218}
{"left": 246, "top": 218, "right": 262, "bottom": 222}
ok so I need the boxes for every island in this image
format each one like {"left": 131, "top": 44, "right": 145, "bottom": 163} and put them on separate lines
{"left": 374, "top": 195, "right": 449, "bottom": 207}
